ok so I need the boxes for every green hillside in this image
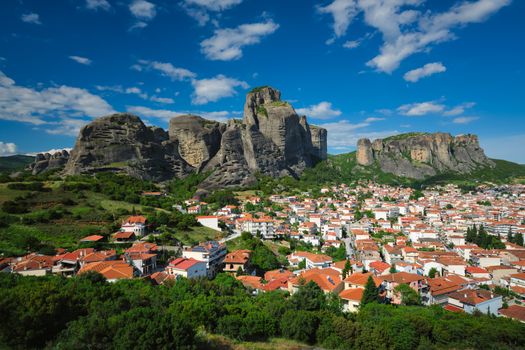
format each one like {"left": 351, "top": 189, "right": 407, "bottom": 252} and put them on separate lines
{"left": 0, "top": 155, "right": 34, "bottom": 173}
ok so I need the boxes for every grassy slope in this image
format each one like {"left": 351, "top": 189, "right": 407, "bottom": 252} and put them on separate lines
{"left": 0, "top": 155, "right": 34, "bottom": 172}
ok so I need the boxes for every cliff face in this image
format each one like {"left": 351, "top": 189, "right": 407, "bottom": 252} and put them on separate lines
{"left": 64, "top": 114, "right": 193, "bottom": 181}
{"left": 29, "top": 150, "right": 70, "bottom": 175}
{"left": 60, "top": 87, "right": 327, "bottom": 190}
{"left": 356, "top": 132, "right": 494, "bottom": 179}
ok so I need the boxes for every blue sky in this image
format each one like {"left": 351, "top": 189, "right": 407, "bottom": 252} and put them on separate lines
{"left": 0, "top": 0, "right": 524, "bottom": 162}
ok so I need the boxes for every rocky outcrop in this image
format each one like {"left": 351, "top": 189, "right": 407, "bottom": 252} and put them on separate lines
{"left": 356, "top": 132, "right": 494, "bottom": 179}
{"left": 64, "top": 114, "right": 193, "bottom": 181}
{"left": 62, "top": 87, "right": 327, "bottom": 189}
{"left": 29, "top": 150, "right": 70, "bottom": 175}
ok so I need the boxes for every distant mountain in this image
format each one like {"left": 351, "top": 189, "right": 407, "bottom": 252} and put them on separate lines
{"left": 0, "top": 155, "right": 35, "bottom": 173}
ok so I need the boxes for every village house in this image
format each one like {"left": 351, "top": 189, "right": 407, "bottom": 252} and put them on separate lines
{"left": 381, "top": 272, "right": 427, "bottom": 305}
{"left": 287, "top": 251, "right": 333, "bottom": 270}
{"left": 120, "top": 215, "right": 147, "bottom": 237}
{"left": 223, "top": 250, "right": 252, "bottom": 274}
{"left": 78, "top": 260, "right": 134, "bottom": 282}
{"left": 166, "top": 258, "right": 207, "bottom": 279}
{"left": 182, "top": 240, "right": 227, "bottom": 278}
{"left": 447, "top": 289, "right": 502, "bottom": 315}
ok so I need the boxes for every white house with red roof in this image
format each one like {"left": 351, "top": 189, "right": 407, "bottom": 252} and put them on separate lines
{"left": 166, "top": 258, "right": 207, "bottom": 279}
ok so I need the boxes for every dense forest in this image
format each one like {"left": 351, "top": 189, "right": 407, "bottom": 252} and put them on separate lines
{"left": 0, "top": 272, "right": 523, "bottom": 350}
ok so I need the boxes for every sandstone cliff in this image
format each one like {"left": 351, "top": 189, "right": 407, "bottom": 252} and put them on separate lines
{"left": 58, "top": 87, "right": 327, "bottom": 190}
{"left": 355, "top": 132, "right": 494, "bottom": 179}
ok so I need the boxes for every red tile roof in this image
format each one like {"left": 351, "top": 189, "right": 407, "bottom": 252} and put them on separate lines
{"left": 499, "top": 305, "right": 525, "bottom": 322}
{"left": 339, "top": 288, "right": 364, "bottom": 301}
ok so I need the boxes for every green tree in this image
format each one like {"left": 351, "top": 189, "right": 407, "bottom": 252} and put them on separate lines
{"left": 291, "top": 281, "right": 326, "bottom": 311}
{"left": 342, "top": 260, "right": 352, "bottom": 279}
{"left": 514, "top": 233, "right": 524, "bottom": 246}
{"left": 394, "top": 284, "right": 421, "bottom": 306}
{"left": 428, "top": 267, "right": 438, "bottom": 278}
{"left": 361, "top": 275, "right": 380, "bottom": 306}
{"left": 280, "top": 310, "right": 319, "bottom": 344}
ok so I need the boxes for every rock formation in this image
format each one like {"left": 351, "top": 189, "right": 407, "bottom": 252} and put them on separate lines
{"left": 355, "top": 132, "right": 494, "bottom": 179}
{"left": 29, "top": 150, "right": 70, "bottom": 175}
{"left": 59, "top": 86, "right": 327, "bottom": 190}
{"left": 64, "top": 114, "right": 192, "bottom": 181}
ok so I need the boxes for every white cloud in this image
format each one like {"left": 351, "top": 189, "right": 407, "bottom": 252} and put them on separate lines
{"left": 443, "top": 102, "right": 475, "bottom": 116}
{"left": 127, "top": 105, "right": 239, "bottom": 123}
{"left": 184, "top": 0, "right": 242, "bottom": 11}
{"left": 96, "top": 83, "right": 174, "bottom": 104}
{"left": 320, "top": 119, "right": 398, "bottom": 151}
{"left": 0, "top": 142, "right": 17, "bottom": 156}
{"left": 403, "top": 62, "right": 446, "bottom": 82}
{"left": 21, "top": 13, "right": 41, "bottom": 25}
{"left": 343, "top": 40, "right": 360, "bottom": 49}
{"left": 296, "top": 101, "right": 342, "bottom": 120}
{"left": 320, "top": 0, "right": 510, "bottom": 73}
{"left": 398, "top": 101, "right": 445, "bottom": 116}
{"left": 0, "top": 70, "right": 115, "bottom": 133}
{"left": 0, "top": 71, "right": 15, "bottom": 87}
{"left": 129, "top": 21, "right": 148, "bottom": 31}
{"left": 191, "top": 75, "right": 248, "bottom": 104}
{"left": 26, "top": 148, "right": 73, "bottom": 156}
{"left": 150, "top": 96, "right": 175, "bottom": 104}
{"left": 452, "top": 116, "right": 479, "bottom": 124}
{"left": 132, "top": 60, "right": 196, "bottom": 81}
{"left": 69, "top": 55, "right": 92, "bottom": 65}
{"left": 200, "top": 20, "right": 279, "bottom": 61}
{"left": 85, "top": 0, "right": 111, "bottom": 11}
{"left": 129, "top": 0, "right": 156, "bottom": 20}
{"left": 364, "top": 117, "right": 385, "bottom": 122}
{"left": 182, "top": 0, "right": 243, "bottom": 26}
{"left": 317, "top": 0, "right": 358, "bottom": 38}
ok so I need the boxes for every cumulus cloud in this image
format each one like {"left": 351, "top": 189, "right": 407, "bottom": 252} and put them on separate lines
{"left": 200, "top": 20, "right": 279, "bottom": 61}
{"left": 129, "top": 0, "right": 156, "bottom": 19}
{"left": 364, "top": 117, "right": 385, "bottom": 122}
{"left": 403, "top": 62, "right": 446, "bottom": 82}
{"left": 191, "top": 75, "right": 248, "bottom": 104}
{"left": 319, "top": 0, "right": 510, "bottom": 73}
{"left": 0, "top": 70, "right": 115, "bottom": 134}
{"left": 127, "top": 105, "right": 240, "bottom": 123}
{"left": 317, "top": 0, "right": 358, "bottom": 38}
{"left": 296, "top": 102, "right": 342, "bottom": 120}
{"left": 132, "top": 60, "right": 196, "bottom": 81}
{"left": 443, "top": 102, "right": 475, "bottom": 116}
{"left": 149, "top": 96, "right": 174, "bottom": 104}
{"left": 129, "top": 0, "right": 156, "bottom": 29}
{"left": 343, "top": 40, "right": 360, "bottom": 49}
{"left": 182, "top": 0, "right": 243, "bottom": 26}
{"left": 96, "top": 83, "right": 174, "bottom": 104}
{"left": 85, "top": 0, "right": 111, "bottom": 11}
{"left": 398, "top": 101, "right": 445, "bottom": 116}
{"left": 0, "top": 142, "right": 17, "bottom": 156}
{"left": 184, "top": 0, "right": 243, "bottom": 11}
{"left": 452, "top": 116, "right": 479, "bottom": 124}
{"left": 21, "top": 13, "right": 41, "bottom": 25}
{"left": 69, "top": 55, "right": 92, "bottom": 65}
{"left": 319, "top": 119, "right": 398, "bottom": 151}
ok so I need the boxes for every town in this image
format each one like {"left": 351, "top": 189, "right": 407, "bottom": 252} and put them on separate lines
{"left": 3, "top": 181, "right": 525, "bottom": 323}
